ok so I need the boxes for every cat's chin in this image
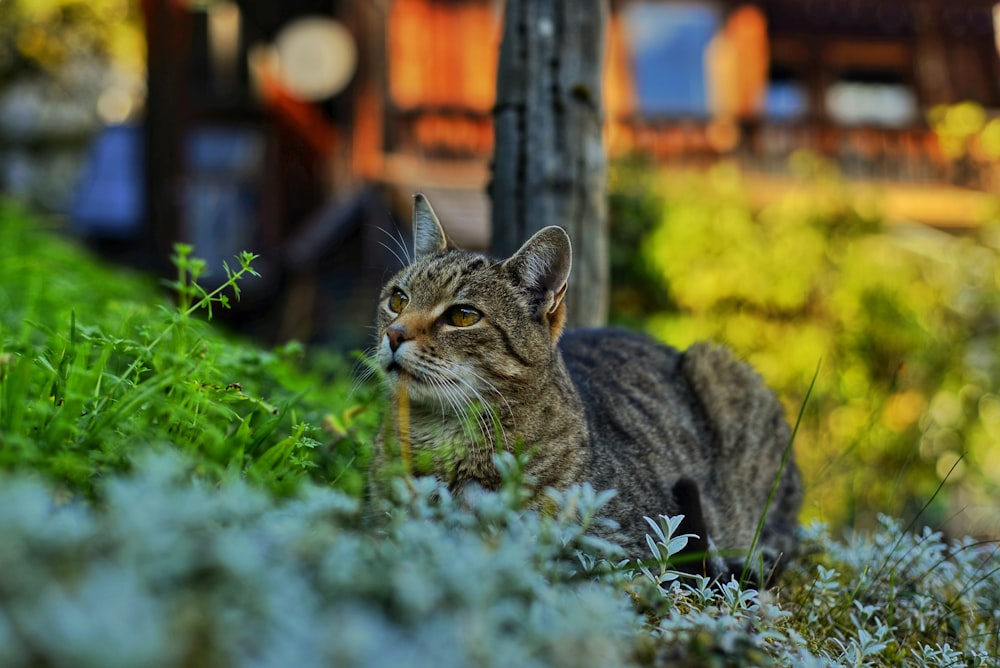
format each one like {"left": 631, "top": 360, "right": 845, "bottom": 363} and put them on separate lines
{"left": 386, "top": 368, "right": 456, "bottom": 407}
{"left": 385, "top": 365, "right": 426, "bottom": 394}
{"left": 385, "top": 360, "right": 420, "bottom": 384}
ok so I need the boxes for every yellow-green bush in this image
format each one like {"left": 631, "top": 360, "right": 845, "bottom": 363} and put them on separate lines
{"left": 610, "top": 157, "right": 1000, "bottom": 536}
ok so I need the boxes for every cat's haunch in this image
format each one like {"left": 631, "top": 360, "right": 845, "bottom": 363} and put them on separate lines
{"left": 370, "top": 193, "right": 802, "bottom": 586}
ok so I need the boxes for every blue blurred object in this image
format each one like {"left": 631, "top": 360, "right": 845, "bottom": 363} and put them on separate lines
{"left": 71, "top": 123, "right": 145, "bottom": 239}
{"left": 181, "top": 125, "right": 266, "bottom": 278}
{"left": 623, "top": 2, "right": 720, "bottom": 116}
{"left": 765, "top": 81, "right": 809, "bottom": 120}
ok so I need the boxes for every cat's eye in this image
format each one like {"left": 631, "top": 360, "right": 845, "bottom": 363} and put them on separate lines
{"left": 388, "top": 288, "right": 409, "bottom": 314}
{"left": 446, "top": 305, "right": 481, "bottom": 327}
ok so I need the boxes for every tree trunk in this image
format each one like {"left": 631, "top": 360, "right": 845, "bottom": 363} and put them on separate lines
{"left": 491, "top": 0, "right": 609, "bottom": 328}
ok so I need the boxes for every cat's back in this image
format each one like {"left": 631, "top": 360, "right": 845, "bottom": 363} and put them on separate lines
{"left": 558, "top": 328, "right": 788, "bottom": 462}
{"left": 558, "top": 328, "right": 798, "bottom": 565}
{"left": 558, "top": 328, "right": 714, "bottom": 477}
{"left": 559, "top": 328, "right": 705, "bottom": 450}
{"left": 559, "top": 328, "right": 683, "bottom": 382}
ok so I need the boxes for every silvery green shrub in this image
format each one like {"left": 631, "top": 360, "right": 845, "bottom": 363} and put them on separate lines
{"left": 0, "top": 451, "right": 639, "bottom": 667}
{"left": 1, "top": 450, "right": 998, "bottom": 667}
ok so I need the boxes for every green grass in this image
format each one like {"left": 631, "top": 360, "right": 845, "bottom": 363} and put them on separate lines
{"left": 1, "top": 200, "right": 998, "bottom": 666}
{"left": 0, "top": 200, "right": 378, "bottom": 497}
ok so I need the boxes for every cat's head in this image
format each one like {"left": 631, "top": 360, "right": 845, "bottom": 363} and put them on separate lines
{"left": 375, "top": 194, "right": 572, "bottom": 406}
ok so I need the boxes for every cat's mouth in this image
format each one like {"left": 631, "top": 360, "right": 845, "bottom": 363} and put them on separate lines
{"left": 385, "top": 362, "right": 437, "bottom": 402}
{"left": 383, "top": 354, "right": 441, "bottom": 395}
{"left": 385, "top": 359, "right": 421, "bottom": 384}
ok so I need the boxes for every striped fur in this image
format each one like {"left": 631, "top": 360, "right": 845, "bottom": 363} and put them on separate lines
{"left": 371, "top": 195, "right": 802, "bottom": 584}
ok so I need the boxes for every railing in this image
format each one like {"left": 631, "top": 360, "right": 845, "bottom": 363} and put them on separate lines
{"left": 387, "top": 108, "right": 996, "bottom": 190}
{"left": 390, "top": 107, "right": 494, "bottom": 160}
{"left": 611, "top": 117, "right": 996, "bottom": 189}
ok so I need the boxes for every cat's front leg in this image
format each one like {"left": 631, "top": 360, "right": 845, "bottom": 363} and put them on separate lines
{"left": 670, "top": 478, "right": 728, "bottom": 579}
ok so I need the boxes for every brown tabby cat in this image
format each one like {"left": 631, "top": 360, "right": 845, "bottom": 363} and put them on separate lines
{"left": 371, "top": 194, "right": 802, "bottom": 585}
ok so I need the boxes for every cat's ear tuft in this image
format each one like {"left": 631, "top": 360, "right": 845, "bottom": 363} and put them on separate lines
{"left": 504, "top": 226, "right": 572, "bottom": 339}
{"left": 412, "top": 193, "right": 449, "bottom": 259}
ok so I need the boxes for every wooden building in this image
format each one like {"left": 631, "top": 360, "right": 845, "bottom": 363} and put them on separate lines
{"left": 611, "top": 1, "right": 1000, "bottom": 186}
{"left": 381, "top": 0, "right": 1000, "bottom": 234}
{"left": 134, "top": 0, "right": 1000, "bottom": 345}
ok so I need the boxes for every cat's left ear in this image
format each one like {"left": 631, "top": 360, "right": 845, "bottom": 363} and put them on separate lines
{"left": 413, "top": 193, "right": 448, "bottom": 258}
{"left": 504, "top": 226, "right": 572, "bottom": 339}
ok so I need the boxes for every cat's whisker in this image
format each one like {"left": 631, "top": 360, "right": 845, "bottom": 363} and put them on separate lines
{"left": 437, "top": 374, "right": 487, "bottom": 445}
{"left": 438, "top": 367, "right": 509, "bottom": 452}
{"left": 418, "top": 360, "right": 494, "bottom": 448}
{"left": 427, "top": 376, "right": 450, "bottom": 423}
{"left": 476, "top": 392, "right": 510, "bottom": 450}
{"left": 377, "top": 240, "right": 409, "bottom": 270}
{"left": 426, "top": 373, "right": 482, "bottom": 447}
{"left": 375, "top": 225, "right": 412, "bottom": 266}
{"left": 350, "top": 347, "right": 383, "bottom": 395}
{"left": 443, "top": 367, "right": 506, "bottom": 426}
{"left": 464, "top": 368, "right": 517, "bottom": 431}
{"left": 426, "top": 373, "right": 457, "bottom": 416}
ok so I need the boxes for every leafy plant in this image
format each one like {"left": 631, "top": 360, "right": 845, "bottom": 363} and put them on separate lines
{"left": 13, "top": 448, "right": 1000, "bottom": 667}
{"left": 0, "top": 201, "right": 378, "bottom": 496}
{"left": 0, "top": 451, "right": 641, "bottom": 668}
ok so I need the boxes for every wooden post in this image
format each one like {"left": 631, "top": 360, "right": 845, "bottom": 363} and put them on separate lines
{"left": 491, "top": 0, "right": 609, "bottom": 328}
{"left": 142, "top": 0, "right": 189, "bottom": 274}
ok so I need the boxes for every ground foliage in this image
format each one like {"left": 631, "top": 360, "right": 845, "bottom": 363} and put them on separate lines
{"left": 0, "top": 202, "right": 376, "bottom": 497}
{"left": 1, "top": 199, "right": 998, "bottom": 665}
{"left": 0, "top": 452, "right": 997, "bottom": 667}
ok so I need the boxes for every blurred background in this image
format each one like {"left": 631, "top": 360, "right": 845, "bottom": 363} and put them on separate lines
{"left": 2, "top": 0, "right": 999, "bottom": 537}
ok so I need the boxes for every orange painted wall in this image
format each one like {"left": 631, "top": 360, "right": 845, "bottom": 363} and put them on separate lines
{"left": 388, "top": 0, "right": 500, "bottom": 111}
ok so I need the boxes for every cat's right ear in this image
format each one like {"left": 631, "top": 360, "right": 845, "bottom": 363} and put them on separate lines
{"left": 413, "top": 193, "right": 448, "bottom": 258}
{"left": 503, "top": 226, "right": 572, "bottom": 339}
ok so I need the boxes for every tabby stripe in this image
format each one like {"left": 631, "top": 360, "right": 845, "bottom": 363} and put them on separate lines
{"left": 492, "top": 323, "right": 532, "bottom": 368}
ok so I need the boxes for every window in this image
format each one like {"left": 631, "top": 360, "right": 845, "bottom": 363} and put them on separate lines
{"left": 825, "top": 70, "right": 917, "bottom": 127}
{"left": 622, "top": 1, "right": 721, "bottom": 116}
{"left": 765, "top": 65, "right": 808, "bottom": 120}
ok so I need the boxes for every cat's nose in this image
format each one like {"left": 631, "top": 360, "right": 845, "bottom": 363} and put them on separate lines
{"left": 386, "top": 325, "right": 410, "bottom": 352}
